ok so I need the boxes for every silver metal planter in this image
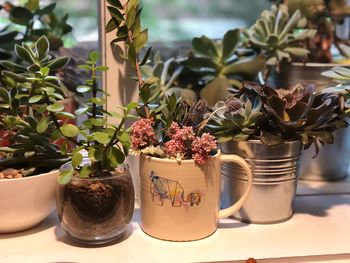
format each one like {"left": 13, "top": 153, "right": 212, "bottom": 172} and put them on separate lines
{"left": 300, "top": 128, "right": 350, "bottom": 181}
{"left": 270, "top": 63, "right": 350, "bottom": 181}
{"left": 221, "top": 140, "right": 303, "bottom": 224}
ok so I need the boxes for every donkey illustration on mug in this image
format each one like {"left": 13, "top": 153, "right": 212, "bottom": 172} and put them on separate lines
{"left": 149, "top": 171, "right": 201, "bottom": 207}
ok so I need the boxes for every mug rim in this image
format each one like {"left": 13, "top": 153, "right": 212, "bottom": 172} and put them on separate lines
{"left": 141, "top": 150, "right": 221, "bottom": 164}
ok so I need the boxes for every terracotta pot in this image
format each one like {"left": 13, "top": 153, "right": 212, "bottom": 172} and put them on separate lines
{"left": 0, "top": 170, "right": 58, "bottom": 233}
{"left": 139, "top": 151, "right": 253, "bottom": 241}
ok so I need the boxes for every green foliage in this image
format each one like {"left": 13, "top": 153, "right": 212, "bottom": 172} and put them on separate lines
{"left": 206, "top": 82, "right": 348, "bottom": 151}
{"left": 0, "top": 0, "right": 73, "bottom": 59}
{"left": 140, "top": 53, "right": 196, "bottom": 105}
{"left": 0, "top": 36, "right": 137, "bottom": 182}
{"left": 0, "top": 36, "right": 71, "bottom": 174}
{"left": 183, "top": 29, "right": 265, "bottom": 106}
{"left": 243, "top": 4, "right": 316, "bottom": 78}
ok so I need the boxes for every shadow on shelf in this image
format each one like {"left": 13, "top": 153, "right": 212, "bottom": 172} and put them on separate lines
{"left": 294, "top": 194, "right": 350, "bottom": 217}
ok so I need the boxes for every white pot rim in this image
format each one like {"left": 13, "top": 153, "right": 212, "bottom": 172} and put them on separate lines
{"left": 0, "top": 169, "right": 58, "bottom": 183}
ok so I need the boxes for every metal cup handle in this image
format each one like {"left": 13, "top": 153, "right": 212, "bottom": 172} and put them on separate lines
{"left": 218, "top": 154, "right": 253, "bottom": 219}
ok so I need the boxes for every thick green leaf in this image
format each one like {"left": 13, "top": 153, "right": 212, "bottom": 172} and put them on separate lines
{"left": 29, "top": 95, "right": 43, "bottom": 104}
{"left": 88, "top": 148, "right": 103, "bottom": 161}
{"left": 128, "top": 43, "right": 137, "bottom": 68}
{"left": 55, "top": 112, "right": 75, "bottom": 120}
{"left": 76, "top": 85, "right": 92, "bottom": 93}
{"left": 91, "top": 118, "right": 106, "bottom": 126}
{"left": 10, "top": 7, "right": 33, "bottom": 25}
{"left": 79, "top": 165, "right": 91, "bottom": 178}
{"left": 106, "top": 18, "right": 119, "bottom": 33}
{"left": 106, "top": 0, "right": 123, "bottom": 9}
{"left": 117, "top": 131, "right": 130, "bottom": 142}
{"left": 192, "top": 35, "right": 219, "bottom": 60}
{"left": 75, "top": 107, "right": 89, "bottom": 115}
{"left": 46, "top": 57, "right": 69, "bottom": 71}
{"left": 15, "top": 44, "right": 35, "bottom": 63}
{"left": 140, "top": 84, "right": 150, "bottom": 104}
{"left": 72, "top": 152, "right": 83, "bottom": 168}
{"left": 222, "top": 29, "right": 240, "bottom": 60}
{"left": 61, "top": 124, "right": 79, "bottom": 137}
{"left": 47, "top": 103, "right": 64, "bottom": 112}
{"left": 92, "top": 132, "right": 110, "bottom": 144}
{"left": 134, "top": 29, "right": 148, "bottom": 53}
{"left": 95, "top": 66, "right": 109, "bottom": 71}
{"left": 107, "top": 6, "right": 124, "bottom": 22}
{"left": 35, "top": 36, "right": 49, "bottom": 60}
{"left": 89, "top": 51, "right": 100, "bottom": 63}
{"left": 58, "top": 168, "right": 73, "bottom": 185}
{"left": 109, "top": 147, "right": 125, "bottom": 166}
{"left": 0, "top": 88, "right": 10, "bottom": 103}
{"left": 37, "top": 117, "right": 49, "bottom": 133}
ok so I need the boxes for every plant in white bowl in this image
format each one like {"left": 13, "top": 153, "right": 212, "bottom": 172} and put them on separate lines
{"left": 0, "top": 36, "right": 70, "bottom": 233}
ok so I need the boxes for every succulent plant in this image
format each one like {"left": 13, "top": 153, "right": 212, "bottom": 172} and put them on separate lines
{"left": 0, "top": 0, "right": 72, "bottom": 59}
{"left": 183, "top": 29, "right": 265, "bottom": 106}
{"left": 204, "top": 94, "right": 263, "bottom": 142}
{"left": 287, "top": 0, "right": 350, "bottom": 62}
{"left": 140, "top": 52, "right": 196, "bottom": 105}
{"left": 243, "top": 4, "right": 316, "bottom": 79}
{"left": 0, "top": 36, "right": 71, "bottom": 175}
{"left": 205, "top": 81, "right": 348, "bottom": 151}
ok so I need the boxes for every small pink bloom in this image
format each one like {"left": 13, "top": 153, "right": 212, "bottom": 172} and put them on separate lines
{"left": 192, "top": 133, "right": 217, "bottom": 164}
{"left": 131, "top": 118, "right": 157, "bottom": 150}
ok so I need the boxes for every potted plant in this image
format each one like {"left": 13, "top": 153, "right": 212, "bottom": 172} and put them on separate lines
{"left": 204, "top": 81, "right": 348, "bottom": 223}
{"left": 54, "top": 49, "right": 137, "bottom": 244}
{"left": 130, "top": 95, "right": 253, "bottom": 241}
{"left": 104, "top": 0, "right": 253, "bottom": 242}
{"left": 266, "top": 0, "right": 350, "bottom": 180}
{"left": 0, "top": 36, "right": 71, "bottom": 233}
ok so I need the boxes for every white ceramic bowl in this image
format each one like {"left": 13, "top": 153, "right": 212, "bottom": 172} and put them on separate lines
{"left": 0, "top": 170, "right": 58, "bottom": 233}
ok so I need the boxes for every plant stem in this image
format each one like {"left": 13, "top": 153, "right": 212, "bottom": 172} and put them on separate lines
{"left": 42, "top": 81, "right": 82, "bottom": 147}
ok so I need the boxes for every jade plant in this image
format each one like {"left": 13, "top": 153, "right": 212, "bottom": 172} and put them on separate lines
{"left": 243, "top": 4, "right": 316, "bottom": 80}
{"left": 205, "top": 81, "right": 348, "bottom": 153}
{"left": 0, "top": 0, "right": 72, "bottom": 59}
{"left": 0, "top": 36, "right": 71, "bottom": 178}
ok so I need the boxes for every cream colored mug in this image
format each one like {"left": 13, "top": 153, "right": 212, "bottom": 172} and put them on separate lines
{"left": 139, "top": 150, "right": 253, "bottom": 241}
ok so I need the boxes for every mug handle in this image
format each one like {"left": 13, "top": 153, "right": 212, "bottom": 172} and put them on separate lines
{"left": 218, "top": 154, "right": 253, "bottom": 219}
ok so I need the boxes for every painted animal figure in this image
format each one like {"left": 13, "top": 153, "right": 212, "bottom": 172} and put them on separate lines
{"left": 150, "top": 171, "right": 201, "bottom": 207}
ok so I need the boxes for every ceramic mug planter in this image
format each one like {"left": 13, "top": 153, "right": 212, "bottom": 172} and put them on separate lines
{"left": 0, "top": 170, "right": 58, "bottom": 233}
{"left": 221, "top": 140, "right": 303, "bottom": 224}
{"left": 56, "top": 160, "right": 135, "bottom": 244}
{"left": 139, "top": 150, "right": 253, "bottom": 241}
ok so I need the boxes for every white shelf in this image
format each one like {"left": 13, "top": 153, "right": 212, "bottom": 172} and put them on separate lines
{"left": 1, "top": 193, "right": 350, "bottom": 263}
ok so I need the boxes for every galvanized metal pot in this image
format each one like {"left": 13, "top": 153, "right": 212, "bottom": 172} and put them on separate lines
{"left": 221, "top": 140, "right": 303, "bottom": 224}
{"left": 270, "top": 63, "right": 350, "bottom": 181}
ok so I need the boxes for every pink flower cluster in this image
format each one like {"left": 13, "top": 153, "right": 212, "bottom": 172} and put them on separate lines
{"left": 164, "top": 122, "right": 217, "bottom": 164}
{"left": 192, "top": 133, "right": 217, "bottom": 164}
{"left": 131, "top": 119, "right": 217, "bottom": 164}
{"left": 131, "top": 118, "right": 158, "bottom": 149}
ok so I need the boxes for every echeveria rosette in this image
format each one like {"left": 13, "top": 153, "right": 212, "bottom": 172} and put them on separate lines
{"left": 206, "top": 93, "right": 263, "bottom": 143}
{"left": 249, "top": 83, "right": 349, "bottom": 149}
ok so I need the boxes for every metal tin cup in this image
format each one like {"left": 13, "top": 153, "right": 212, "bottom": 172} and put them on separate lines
{"left": 221, "top": 140, "right": 303, "bottom": 224}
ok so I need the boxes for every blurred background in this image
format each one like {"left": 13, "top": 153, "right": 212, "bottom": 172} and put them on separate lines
{"left": 0, "top": 0, "right": 271, "bottom": 48}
